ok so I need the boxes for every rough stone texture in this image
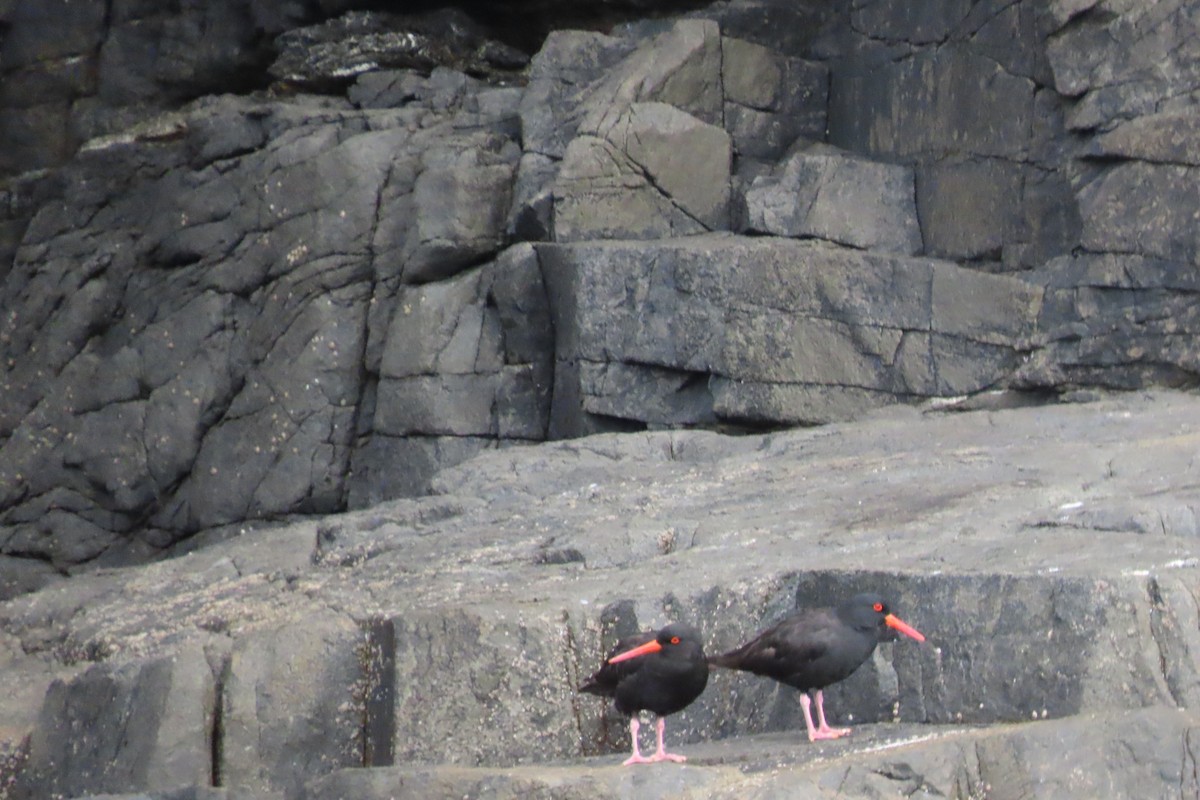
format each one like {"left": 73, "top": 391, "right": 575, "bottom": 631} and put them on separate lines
{"left": 1016, "top": 253, "right": 1200, "bottom": 392}
{"left": 552, "top": 20, "right": 732, "bottom": 242}
{"left": 823, "top": 15, "right": 1063, "bottom": 271}
{"left": 721, "top": 38, "right": 828, "bottom": 162}
{"left": 0, "top": 0, "right": 1198, "bottom": 580}
{"left": 1, "top": 392, "right": 1200, "bottom": 797}
{"left": 745, "top": 148, "right": 923, "bottom": 255}
{"left": 305, "top": 708, "right": 1200, "bottom": 799}
{"left": 2, "top": 1, "right": 1200, "bottom": 793}
{"left": 219, "top": 614, "right": 363, "bottom": 798}
{"left": 553, "top": 102, "right": 732, "bottom": 242}
{"left": 0, "top": 79, "right": 527, "bottom": 568}
{"left": 16, "top": 639, "right": 219, "bottom": 799}
{"left": 540, "top": 234, "right": 1040, "bottom": 434}
{"left": 268, "top": 9, "right": 529, "bottom": 90}
{"left": 1046, "top": 0, "right": 1200, "bottom": 132}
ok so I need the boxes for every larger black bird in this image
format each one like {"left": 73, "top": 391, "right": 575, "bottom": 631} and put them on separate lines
{"left": 579, "top": 622, "right": 709, "bottom": 765}
{"left": 709, "top": 593, "right": 924, "bottom": 742}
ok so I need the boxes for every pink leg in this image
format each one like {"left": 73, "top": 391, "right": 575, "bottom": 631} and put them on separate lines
{"left": 649, "top": 716, "right": 687, "bottom": 763}
{"left": 799, "top": 691, "right": 852, "bottom": 741}
{"left": 622, "top": 717, "right": 654, "bottom": 765}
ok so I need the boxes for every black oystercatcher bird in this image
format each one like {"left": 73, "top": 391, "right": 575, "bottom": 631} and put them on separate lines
{"left": 709, "top": 593, "right": 924, "bottom": 742}
{"left": 579, "top": 622, "right": 709, "bottom": 765}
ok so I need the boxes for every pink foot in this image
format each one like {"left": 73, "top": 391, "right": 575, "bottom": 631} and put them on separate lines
{"left": 649, "top": 751, "right": 687, "bottom": 763}
{"left": 808, "top": 725, "right": 852, "bottom": 741}
{"left": 800, "top": 691, "right": 854, "bottom": 742}
{"left": 622, "top": 753, "right": 655, "bottom": 766}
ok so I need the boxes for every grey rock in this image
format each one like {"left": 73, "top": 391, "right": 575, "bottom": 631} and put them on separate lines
{"left": 1088, "top": 110, "right": 1200, "bottom": 166}
{"left": 374, "top": 243, "right": 551, "bottom": 440}
{"left": 746, "top": 149, "right": 923, "bottom": 255}
{"left": 829, "top": 44, "right": 1036, "bottom": 160}
{"left": 0, "top": 554, "right": 60, "bottom": 601}
{"left": 0, "top": 82, "right": 530, "bottom": 559}
{"left": 508, "top": 152, "right": 558, "bottom": 242}
{"left": 4, "top": 392, "right": 1200, "bottom": 797}
{"left": 14, "top": 639, "right": 218, "bottom": 799}
{"left": 722, "top": 39, "right": 828, "bottom": 161}
{"left": 305, "top": 707, "right": 1200, "bottom": 799}
{"left": 1077, "top": 161, "right": 1200, "bottom": 265}
{"left": 579, "top": 19, "right": 724, "bottom": 133}
{"left": 1046, "top": 0, "right": 1200, "bottom": 131}
{"left": 397, "top": 133, "right": 519, "bottom": 284}
{"left": 345, "top": 434, "right": 495, "bottom": 507}
{"left": 916, "top": 157, "right": 1020, "bottom": 261}
{"left": 220, "top": 614, "right": 363, "bottom": 798}
{"left": 551, "top": 20, "right": 732, "bottom": 243}
{"left": 554, "top": 102, "right": 730, "bottom": 242}
{"left": 539, "top": 234, "right": 1038, "bottom": 431}
{"left": 519, "top": 30, "right": 637, "bottom": 160}
{"left": 1017, "top": 253, "right": 1200, "bottom": 391}
{"left": 269, "top": 9, "right": 528, "bottom": 90}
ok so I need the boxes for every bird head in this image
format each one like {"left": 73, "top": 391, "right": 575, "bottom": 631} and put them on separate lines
{"left": 608, "top": 622, "right": 703, "bottom": 663}
{"left": 842, "top": 593, "right": 926, "bottom": 642}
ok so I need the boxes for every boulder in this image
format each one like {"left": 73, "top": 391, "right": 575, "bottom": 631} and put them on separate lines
{"left": 553, "top": 103, "right": 731, "bottom": 242}
{"left": 539, "top": 234, "right": 1041, "bottom": 434}
{"left": 721, "top": 37, "right": 828, "bottom": 161}
{"left": 745, "top": 148, "right": 923, "bottom": 255}
{"left": 15, "top": 639, "right": 219, "bottom": 799}
{"left": 552, "top": 20, "right": 732, "bottom": 242}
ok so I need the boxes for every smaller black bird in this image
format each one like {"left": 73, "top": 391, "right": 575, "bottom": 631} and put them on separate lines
{"left": 709, "top": 593, "right": 925, "bottom": 742}
{"left": 579, "top": 622, "right": 709, "bottom": 765}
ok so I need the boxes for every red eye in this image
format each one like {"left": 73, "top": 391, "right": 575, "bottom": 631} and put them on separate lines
{"left": 873, "top": 602, "right": 884, "bottom": 612}
{"left": 670, "top": 636, "right": 681, "bottom": 644}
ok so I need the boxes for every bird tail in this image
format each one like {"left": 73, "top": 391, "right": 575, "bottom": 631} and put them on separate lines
{"left": 577, "top": 678, "right": 605, "bottom": 696}
{"left": 706, "top": 651, "right": 741, "bottom": 669}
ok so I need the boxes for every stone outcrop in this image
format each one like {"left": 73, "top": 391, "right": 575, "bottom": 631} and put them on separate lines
{"left": 2, "top": 0, "right": 1200, "bottom": 794}
{"left": 0, "top": 0, "right": 1196, "bottom": 584}
{"left": 2, "top": 391, "right": 1200, "bottom": 798}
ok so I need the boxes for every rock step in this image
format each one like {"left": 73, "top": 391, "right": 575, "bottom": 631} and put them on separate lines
{"left": 304, "top": 709, "right": 1200, "bottom": 799}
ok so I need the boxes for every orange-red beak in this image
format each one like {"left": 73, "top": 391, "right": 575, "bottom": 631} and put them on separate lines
{"left": 885, "top": 614, "right": 925, "bottom": 642}
{"left": 608, "top": 639, "right": 663, "bottom": 664}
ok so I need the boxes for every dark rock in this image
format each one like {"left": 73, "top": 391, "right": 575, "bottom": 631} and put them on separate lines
{"left": 269, "top": 9, "right": 529, "bottom": 91}
{"left": 1088, "top": 110, "right": 1200, "bottom": 166}
{"left": 829, "top": 44, "right": 1036, "bottom": 160}
{"left": 220, "top": 614, "right": 363, "bottom": 797}
{"left": 539, "top": 235, "right": 1041, "bottom": 433}
{"left": 915, "top": 157, "right": 1019, "bottom": 262}
{"left": 2, "top": 392, "right": 1200, "bottom": 796}
{"left": 550, "top": 20, "right": 731, "bottom": 243}
{"left": 1046, "top": 0, "right": 1200, "bottom": 132}
{"left": 721, "top": 37, "right": 828, "bottom": 162}
{"left": 1078, "top": 162, "right": 1200, "bottom": 265}
{"left": 746, "top": 147, "right": 922, "bottom": 255}
{"left": 14, "top": 640, "right": 218, "bottom": 799}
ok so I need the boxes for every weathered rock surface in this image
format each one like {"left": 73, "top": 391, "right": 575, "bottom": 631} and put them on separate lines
{"left": 541, "top": 234, "right": 1040, "bottom": 433}
{"left": 0, "top": 0, "right": 1198, "bottom": 590}
{"left": 2, "top": 391, "right": 1200, "bottom": 798}
{"left": 269, "top": 9, "right": 529, "bottom": 90}
{"left": 2, "top": 0, "right": 1200, "bottom": 794}
{"left": 745, "top": 147, "right": 923, "bottom": 255}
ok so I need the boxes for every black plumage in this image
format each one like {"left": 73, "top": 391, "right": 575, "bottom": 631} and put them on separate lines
{"left": 710, "top": 593, "right": 924, "bottom": 741}
{"left": 580, "top": 622, "right": 709, "bottom": 764}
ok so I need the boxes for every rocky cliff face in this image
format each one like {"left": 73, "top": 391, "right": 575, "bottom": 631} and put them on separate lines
{"left": 1, "top": 0, "right": 1199, "bottom": 798}
{"left": 2, "top": 0, "right": 1196, "bottom": 583}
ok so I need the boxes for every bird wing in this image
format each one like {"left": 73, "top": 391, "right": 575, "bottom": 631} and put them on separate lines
{"left": 578, "top": 631, "right": 655, "bottom": 695}
{"left": 711, "top": 609, "right": 837, "bottom": 683}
